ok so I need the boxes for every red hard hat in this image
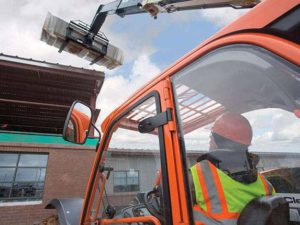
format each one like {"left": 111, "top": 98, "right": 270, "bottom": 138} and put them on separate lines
{"left": 211, "top": 112, "right": 252, "bottom": 146}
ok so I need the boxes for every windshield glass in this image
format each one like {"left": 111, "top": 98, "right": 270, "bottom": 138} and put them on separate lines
{"left": 172, "top": 44, "right": 300, "bottom": 224}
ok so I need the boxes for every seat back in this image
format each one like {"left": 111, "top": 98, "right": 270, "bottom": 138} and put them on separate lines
{"left": 237, "top": 195, "right": 289, "bottom": 225}
{"left": 196, "top": 149, "right": 258, "bottom": 183}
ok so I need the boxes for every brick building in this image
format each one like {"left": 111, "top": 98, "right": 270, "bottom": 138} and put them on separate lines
{"left": 0, "top": 53, "right": 103, "bottom": 225}
{"left": 0, "top": 134, "right": 97, "bottom": 225}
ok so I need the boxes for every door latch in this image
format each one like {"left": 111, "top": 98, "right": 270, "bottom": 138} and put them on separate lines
{"left": 138, "top": 108, "right": 172, "bottom": 133}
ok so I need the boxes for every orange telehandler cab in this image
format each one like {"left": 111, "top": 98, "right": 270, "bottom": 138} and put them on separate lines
{"left": 46, "top": 0, "right": 300, "bottom": 224}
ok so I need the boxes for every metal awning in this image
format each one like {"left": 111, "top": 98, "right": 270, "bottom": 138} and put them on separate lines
{"left": 0, "top": 53, "right": 104, "bottom": 134}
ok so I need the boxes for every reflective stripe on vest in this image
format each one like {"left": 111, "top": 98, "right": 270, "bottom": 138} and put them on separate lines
{"left": 193, "top": 205, "right": 237, "bottom": 225}
{"left": 191, "top": 160, "right": 273, "bottom": 225}
{"left": 258, "top": 173, "right": 274, "bottom": 195}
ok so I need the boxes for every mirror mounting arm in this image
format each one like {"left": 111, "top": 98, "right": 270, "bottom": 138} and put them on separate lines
{"left": 91, "top": 123, "right": 102, "bottom": 152}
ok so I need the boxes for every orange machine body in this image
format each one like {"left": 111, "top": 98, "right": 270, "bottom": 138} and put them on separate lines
{"left": 70, "top": 109, "right": 90, "bottom": 143}
{"left": 80, "top": 0, "right": 300, "bottom": 224}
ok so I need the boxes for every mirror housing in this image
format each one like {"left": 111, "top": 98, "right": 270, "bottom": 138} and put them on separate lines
{"left": 63, "top": 101, "right": 93, "bottom": 144}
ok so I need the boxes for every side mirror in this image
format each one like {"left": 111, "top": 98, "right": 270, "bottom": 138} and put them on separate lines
{"left": 63, "top": 101, "right": 93, "bottom": 144}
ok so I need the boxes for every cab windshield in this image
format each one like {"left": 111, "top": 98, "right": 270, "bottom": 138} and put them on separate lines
{"left": 172, "top": 44, "right": 300, "bottom": 223}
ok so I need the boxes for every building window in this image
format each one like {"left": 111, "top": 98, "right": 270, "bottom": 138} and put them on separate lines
{"left": 113, "top": 170, "right": 139, "bottom": 193}
{"left": 0, "top": 153, "right": 48, "bottom": 203}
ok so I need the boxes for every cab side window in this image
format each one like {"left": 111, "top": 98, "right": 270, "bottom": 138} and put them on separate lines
{"left": 91, "top": 95, "right": 170, "bottom": 224}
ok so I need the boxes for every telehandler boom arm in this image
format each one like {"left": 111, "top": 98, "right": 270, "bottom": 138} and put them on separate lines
{"left": 88, "top": 0, "right": 260, "bottom": 41}
{"left": 41, "top": 0, "right": 260, "bottom": 69}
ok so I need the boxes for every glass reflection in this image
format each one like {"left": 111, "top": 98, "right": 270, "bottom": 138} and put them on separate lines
{"left": 0, "top": 169, "right": 15, "bottom": 182}
{"left": 0, "top": 183, "right": 12, "bottom": 198}
{"left": 19, "top": 154, "right": 48, "bottom": 167}
{"left": 15, "top": 168, "right": 46, "bottom": 182}
{"left": 11, "top": 182, "right": 44, "bottom": 198}
{"left": 64, "top": 102, "right": 92, "bottom": 144}
{"left": 0, "top": 153, "right": 48, "bottom": 202}
{"left": 0, "top": 154, "right": 18, "bottom": 167}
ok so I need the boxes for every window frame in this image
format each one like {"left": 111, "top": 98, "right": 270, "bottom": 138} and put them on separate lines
{"left": 83, "top": 91, "right": 172, "bottom": 225}
{"left": 0, "top": 152, "right": 48, "bottom": 203}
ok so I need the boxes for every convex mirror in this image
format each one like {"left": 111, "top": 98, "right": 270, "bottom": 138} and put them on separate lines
{"left": 63, "top": 101, "right": 93, "bottom": 144}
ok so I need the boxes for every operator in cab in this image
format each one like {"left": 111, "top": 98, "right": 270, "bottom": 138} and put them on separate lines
{"left": 190, "top": 112, "right": 274, "bottom": 225}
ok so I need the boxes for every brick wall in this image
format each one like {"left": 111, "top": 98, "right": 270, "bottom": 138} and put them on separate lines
{"left": 0, "top": 143, "right": 96, "bottom": 225}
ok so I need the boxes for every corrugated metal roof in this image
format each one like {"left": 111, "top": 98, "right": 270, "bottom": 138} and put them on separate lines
{"left": 0, "top": 53, "right": 104, "bottom": 78}
{"left": 0, "top": 53, "right": 104, "bottom": 134}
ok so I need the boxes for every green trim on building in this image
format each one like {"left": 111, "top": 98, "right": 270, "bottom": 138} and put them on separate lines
{"left": 0, "top": 131, "right": 98, "bottom": 146}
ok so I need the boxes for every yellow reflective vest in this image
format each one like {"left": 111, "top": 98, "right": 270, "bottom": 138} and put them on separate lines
{"left": 190, "top": 160, "right": 274, "bottom": 225}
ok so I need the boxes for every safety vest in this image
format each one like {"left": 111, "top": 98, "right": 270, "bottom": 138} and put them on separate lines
{"left": 190, "top": 160, "right": 274, "bottom": 225}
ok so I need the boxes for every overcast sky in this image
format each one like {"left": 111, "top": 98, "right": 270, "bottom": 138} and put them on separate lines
{"left": 0, "top": 0, "right": 247, "bottom": 116}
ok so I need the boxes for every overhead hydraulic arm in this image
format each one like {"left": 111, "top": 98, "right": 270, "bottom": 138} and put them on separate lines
{"left": 41, "top": 0, "right": 260, "bottom": 69}
{"left": 88, "top": 0, "right": 260, "bottom": 39}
